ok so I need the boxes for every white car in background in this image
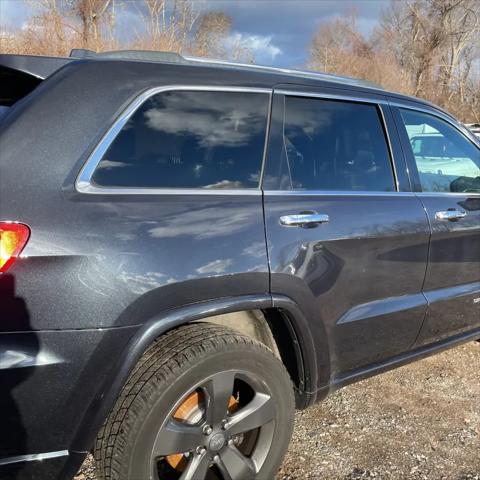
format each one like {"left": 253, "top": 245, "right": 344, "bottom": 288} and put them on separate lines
{"left": 409, "top": 132, "right": 480, "bottom": 192}
{"left": 466, "top": 123, "right": 480, "bottom": 139}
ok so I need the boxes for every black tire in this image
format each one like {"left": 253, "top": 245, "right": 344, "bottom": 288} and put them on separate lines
{"left": 95, "top": 322, "right": 295, "bottom": 480}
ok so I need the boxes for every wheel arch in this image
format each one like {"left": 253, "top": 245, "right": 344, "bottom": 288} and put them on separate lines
{"left": 70, "top": 294, "right": 326, "bottom": 453}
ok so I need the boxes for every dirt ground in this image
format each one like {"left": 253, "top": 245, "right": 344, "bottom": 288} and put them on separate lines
{"left": 75, "top": 341, "right": 480, "bottom": 480}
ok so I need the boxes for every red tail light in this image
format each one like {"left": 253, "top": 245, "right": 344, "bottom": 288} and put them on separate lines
{"left": 0, "top": 222, "right": 30, "bottom": 273}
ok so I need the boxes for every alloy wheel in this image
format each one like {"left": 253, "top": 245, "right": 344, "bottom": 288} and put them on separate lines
{"left": 151, "top": 370, "right": 276, "bottom": 480}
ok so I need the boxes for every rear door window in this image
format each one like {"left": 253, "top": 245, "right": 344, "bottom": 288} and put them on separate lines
{"left": 399, "top": 109, "right": 480, "bottom": 193}
{"left": 91, "top": 90, "right": 269, "bottom": 190}
{"left": 275, "top": 96, "right": 395, "bottom": 191}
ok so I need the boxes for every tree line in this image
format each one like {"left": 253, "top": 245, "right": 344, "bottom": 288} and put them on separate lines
{"left": 1, "top": 0, "right": 479, "bottom": 121}
{"left": 0, "top": 1, "right": 252, "bottom": 60}
{"left": 308, "top": 0, "right": 479, "bottom": 122}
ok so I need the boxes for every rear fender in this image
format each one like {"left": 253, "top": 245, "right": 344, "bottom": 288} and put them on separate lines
{"left": 70, "top": 293, "right": 324, "bottom": 453}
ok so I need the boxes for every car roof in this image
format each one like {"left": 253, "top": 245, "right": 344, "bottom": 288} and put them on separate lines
{"left": 69, "top": 48, "right": 384, "bottom": 90}
{"left": 0, "top": 49, "right": 452, "bottom": 117}
{"left": 0, "top": 53, "right": 71, "bottom": 79}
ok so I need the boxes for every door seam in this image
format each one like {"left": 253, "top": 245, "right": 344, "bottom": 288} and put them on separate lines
{"left": 411, "top": 193, "right": 432, "bottom": 347}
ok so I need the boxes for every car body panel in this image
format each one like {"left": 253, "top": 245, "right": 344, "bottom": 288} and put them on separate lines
{"left": 262, "top": 89, "right": 431, "bottom": 375}
{"left": 413, "top": 194, "right": 480, "bottom": 344}
{"left": 390, "top": 104, "right": 480, "bottom": 345}
{"left": 0, "top": 61, "right": 274, "bottom": 332}
{"left": 0, "top": 308, "right": 137, "bottom": 469}
{"left": 263, "top": 192, "right": 430, "bottom": 374}
{"left": 0, "top": 56, "right": 479, "bottom": 479}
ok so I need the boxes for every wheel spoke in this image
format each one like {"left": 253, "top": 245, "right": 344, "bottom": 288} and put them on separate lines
{"left": 216, "top": 445, "right": 256, "bottom": 480}
{"left": 179, "top": 452, "right": 211, "bottom": 480}
{"left": 152, "top": 419, "right": 204, "bottom": 456}
{"left": 204, "top": 371, "right": 236, "bottom": 425}
{"left": 226, "top": 392, "right": 274, "bottom": 436}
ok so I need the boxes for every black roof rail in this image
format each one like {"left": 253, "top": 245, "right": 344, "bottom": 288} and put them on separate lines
{"left": 68, "top": 48, "right": 383, "bottom": 90}
{"left": 69, "top": 49, "right": 95, "bottom": 59}
{"left": 69, "top": 49, "right": 186, "bottom": 64}
{"left": 183, "top": 55, "right": 383, "bottom": 89}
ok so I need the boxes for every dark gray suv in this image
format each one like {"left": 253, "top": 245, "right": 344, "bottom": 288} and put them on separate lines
{"left": 0, "top": 50, "right": 479, "bottom": 480}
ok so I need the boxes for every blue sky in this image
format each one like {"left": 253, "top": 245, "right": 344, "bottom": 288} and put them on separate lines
{"left": 0, "top": 0, "right": 390, "bottom": 67}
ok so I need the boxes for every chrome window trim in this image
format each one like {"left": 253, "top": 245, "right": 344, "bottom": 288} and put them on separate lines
{"left": 275, "top": 89, "right": 400, "bottom": 192}
{"left": 264, "top": 190, "right": 414, "bottom": 197}
{"left": 0, "top": 450, "right": 69, "bottom": 466}
{"left": 75, "top": 85, "right": 272, "bottom": 195}
{"left": 416, "top": 192, "right": 480, "bottom": 198}
{"left": 275, "top": 89, "right": 388, "bottom": 105}
{"left": 263, "top": 190, "right": 479, "bottom": 197}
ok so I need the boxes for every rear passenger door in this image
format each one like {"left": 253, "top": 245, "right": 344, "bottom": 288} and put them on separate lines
{"left": 392, "top": 105, "right": 480, "bottom": 345}
{"left": 262, "top": 87, "right": 431, "bottom": 375}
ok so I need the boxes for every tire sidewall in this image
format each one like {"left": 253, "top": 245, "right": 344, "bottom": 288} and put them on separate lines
{"left": 125, "top": 343, "right": 294, "bottom": 480}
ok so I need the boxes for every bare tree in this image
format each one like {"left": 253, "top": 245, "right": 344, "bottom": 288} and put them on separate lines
{"left": 138, "top": 0, "right": 165, "bottom": 49}
{"left": 5, "top": 0, "right": 478, "bottom": 121}
{"left": 308, "top": 14, "right": 411, "bottom": 93}
{"left": 134, "top": 0, "right": 199, "bottom": 52}
{"left": 193, "top": 11, "right": 231, "bottom": 58}
{"left": 437, "top": 0, "right": 479, "bottom": 99}
{"left": 17, "top": 0, "right": 76, "bottom": 55}
{"left": 380, "top": 0, "right": 479, "bottom": 98}
{"left": 69, "top": 0, "right": 115, "bottom": 50}
{"left": 308, "top": 1, "right": 480, "bottom": 121}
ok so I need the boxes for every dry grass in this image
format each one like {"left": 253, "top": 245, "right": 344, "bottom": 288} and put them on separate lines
{"left": 74, "top": 342, "right": 480, "bottom": 479}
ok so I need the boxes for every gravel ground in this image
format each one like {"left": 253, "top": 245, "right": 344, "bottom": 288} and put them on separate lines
{"left": 75, "top": 341, "right": 480, "bottom": 480}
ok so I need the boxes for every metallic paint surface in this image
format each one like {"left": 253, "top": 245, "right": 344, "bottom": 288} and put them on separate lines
{"left": 0, "top": 58, "right": 478, "bottom": 480}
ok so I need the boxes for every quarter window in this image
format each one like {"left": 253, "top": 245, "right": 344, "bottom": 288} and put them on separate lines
{"left": 92, "top": 90, "right": 269, "bottom": 189}
{"left": 277, "top": 96, "right": 395, "bottom": 191}
{"left": 400, "top": 109, "right": 480, "bottom": 193}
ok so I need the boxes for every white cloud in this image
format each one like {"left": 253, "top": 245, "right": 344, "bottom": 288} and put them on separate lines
{"left": 96, "top": 160, "right": 130, "bottom": 170}
{"left": 196, "top": 259, "right": 233, "bottom": 274}
{"left": 118, "top": 271, "right": 168, "bottom": 295}
{"left": 242, "top": 241, "right": 266, "bottom": 259}
{"left": 148, "top": 206, "right": 255, "bottom": 240}
{"left": 144, "top": 92, "right": 264, "bottom": 148}
{"left": 225, "top": 32, "right": 282, "bottom": 60}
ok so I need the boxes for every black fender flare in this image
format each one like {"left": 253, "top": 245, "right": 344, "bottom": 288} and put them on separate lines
{"left": 70, "top": 293, "right": 326, "bottom": 453}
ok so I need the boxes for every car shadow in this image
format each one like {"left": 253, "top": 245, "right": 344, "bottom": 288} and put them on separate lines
{"left": 0, "top": 274, "right": 38, "bottom": 479}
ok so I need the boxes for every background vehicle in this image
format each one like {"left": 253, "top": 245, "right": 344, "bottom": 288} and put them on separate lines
{"left": 409, "top": 132, "right": 480, "bottom": 192}
{"left": 0, "top": 50, "right": 479, "bottom": 480}
{"left": 466, "top": 123, "right": 480, "bottom": 139}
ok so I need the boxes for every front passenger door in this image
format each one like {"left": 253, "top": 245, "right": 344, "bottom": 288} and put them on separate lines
{"left": 393, "top": 106, "right": 480, "bottom": 345}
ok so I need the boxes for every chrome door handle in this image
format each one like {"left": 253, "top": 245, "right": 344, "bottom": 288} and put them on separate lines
{"left": 435, "top": 209, "right": 467, "bottom": 221}
{"left": 279, "top": 213, "right": 330, "bottom": 227}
